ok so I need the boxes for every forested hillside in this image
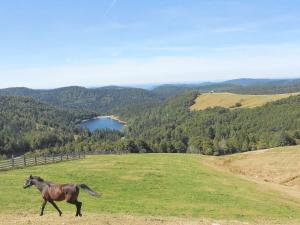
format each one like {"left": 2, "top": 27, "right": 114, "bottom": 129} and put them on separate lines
{"left": 0, "top": 96, "right": 97, "bottom": 156}
{"left": 0, "top": 86, "right": 162, "bottom": 115}
{"left": 125, "top": 92, "right": 300, "bottom": 155}
{"left": 0, "top": 96, "right": 148, "bottom": 157}
{"left": 1, "top": 79, "right": 300, "bottom": 157}
{"left": 1, "top": 79, "right": 300, "bottom": 114}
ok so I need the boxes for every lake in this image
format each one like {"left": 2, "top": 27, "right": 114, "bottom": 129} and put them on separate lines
{"left": 80, "top": 116, "right": 125, "bottom": 132}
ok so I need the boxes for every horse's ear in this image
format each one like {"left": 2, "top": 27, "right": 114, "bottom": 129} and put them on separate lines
{"left": 30, "top": 175, "right": 33, "bottom": 178}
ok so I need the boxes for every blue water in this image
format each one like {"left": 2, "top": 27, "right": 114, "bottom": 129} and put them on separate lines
{"left": 80, "top": 117, "right": 124, "bottom": 132}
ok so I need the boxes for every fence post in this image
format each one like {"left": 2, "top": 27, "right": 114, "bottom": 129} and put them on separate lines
{"left": 11, "top": 155, "right": 14, "bottom": 168}
{"left": 44, "top": 154, "right": 47, "bottom": 164}
{"left": 23, "top": 155, "right": 26, "bottom": 167}
{"left": 60, "top": 153, "right": 63, "bottom": 161}
{"left": 66, "top": 153, "right": 69, "bottom": 160}
{"left": 34, "top": 156, "right": 37, "bottom": 165}
{"left": 52, "top": 153, "right": 54, "bottom": 163}
{"left": 83, "top": 151, "right": 85, "bottom": 158}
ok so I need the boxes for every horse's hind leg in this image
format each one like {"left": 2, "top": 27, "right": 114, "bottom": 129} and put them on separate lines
{"left": 76, "top": 200, "right": 82, "bottom": 217}
{"left": 40, "top": 200, "right": 47, "bottom": 216}
{"left": 67, "top": 200, "right": 80, "bottom": 216}
{"left": 49, "top": 201, "right": 62, "bottom": 216}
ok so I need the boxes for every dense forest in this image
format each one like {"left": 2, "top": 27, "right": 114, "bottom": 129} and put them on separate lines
{"left": 124, "top": 91, "right": 300, "bottom": 155}
{"left": 0, "top": 96, "right": 94, "bottom": 156}
{"left": 0, "top": 86, "right": 162, "bottom": 115}
{"left": 0, "top": 96, "right": 135, "bottom": 158}
{"left": 0, "top": 78, "right": 300, "bottom": 157}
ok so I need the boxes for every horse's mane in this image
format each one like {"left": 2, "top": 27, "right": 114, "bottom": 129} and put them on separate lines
{"left": 32, "top": 176, "right": 44, "bottom": 182}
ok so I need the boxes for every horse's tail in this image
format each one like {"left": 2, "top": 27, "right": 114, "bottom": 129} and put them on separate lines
{"left": 77, "top": 184, "right": 100, "bottom": 198}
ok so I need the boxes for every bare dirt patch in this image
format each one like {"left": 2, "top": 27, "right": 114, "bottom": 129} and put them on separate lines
{"left": 0, "top": 213, "right": 297, "bottom": 225}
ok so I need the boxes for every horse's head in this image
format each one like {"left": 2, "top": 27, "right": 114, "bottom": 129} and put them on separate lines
{"left": 23, "top": 175, "right": 34, "bottom": 189}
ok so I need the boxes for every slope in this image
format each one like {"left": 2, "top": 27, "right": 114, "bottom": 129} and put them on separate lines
{"left": 0, "top": 154, "right": 299, "bottom": 224}
{"left": 190, "top": 92, "right": 300, "bottom": 110}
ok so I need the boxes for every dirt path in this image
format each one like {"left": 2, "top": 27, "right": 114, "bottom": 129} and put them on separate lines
{"left": 1, "top": 213, "right": 296, "bottom": 225}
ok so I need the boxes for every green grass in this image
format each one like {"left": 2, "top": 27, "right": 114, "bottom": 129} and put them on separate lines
{"left": 0, "top": 154, "right": 300, "bottom": 222}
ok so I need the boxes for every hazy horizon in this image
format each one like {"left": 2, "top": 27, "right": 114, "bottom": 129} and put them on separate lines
{"left": 0, "top": 76, "right": 299, "bottom": 90}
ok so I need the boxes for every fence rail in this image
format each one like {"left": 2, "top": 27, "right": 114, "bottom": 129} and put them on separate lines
{"left": 0, "top": 152, "right": 85, "bottom": 171}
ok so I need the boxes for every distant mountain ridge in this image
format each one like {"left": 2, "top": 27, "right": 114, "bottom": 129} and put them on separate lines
{"left": 152, "top": 78, "right": 300, "bottom": 97}
{"left": 223, "top": 78, "right": 300, "bottom": 86}
{"left": 1, "top": 78, "right": 300, "bottom": 114}
{"left": 0, "top": 86, "right": 162, "bottom": 115}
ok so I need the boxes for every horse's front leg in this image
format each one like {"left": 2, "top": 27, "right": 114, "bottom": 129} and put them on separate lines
{"left": 49, "top": 201, "right": 62, "bottom": 216}
{"left": 40, "top": 200, "right": 47, "bottom": 216}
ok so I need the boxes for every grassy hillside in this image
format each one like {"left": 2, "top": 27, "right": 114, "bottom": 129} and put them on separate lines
{"left": 190, "top": 92, "right": 300, "bottom": 110}
{"left": 208, "top": 145, "right": 300, "bottom": 188}
{"left": 0, "top": 154, "right": 300, "bottom": 224}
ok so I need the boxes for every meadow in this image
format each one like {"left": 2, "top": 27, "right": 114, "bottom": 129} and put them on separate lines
{"left": 190, "top": 92, "right": 300, "bottom": 110}
{"left": 0, "top": 153, "right": 300, "bottom": 224}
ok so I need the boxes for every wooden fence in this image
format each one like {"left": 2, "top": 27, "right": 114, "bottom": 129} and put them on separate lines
{"left": 0, "top": 152, "right": 85, "bottom": 171}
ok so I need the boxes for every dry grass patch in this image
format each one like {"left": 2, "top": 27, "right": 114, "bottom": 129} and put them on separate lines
{"left": 206, "top": 146, "right": 300, "bottom": 187}
{"left": 190, "top": 92, "right": 300, "bottom": 110}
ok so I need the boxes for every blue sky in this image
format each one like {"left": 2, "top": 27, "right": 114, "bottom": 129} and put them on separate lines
{"left": 0, "top": 0, "right": 300, "bottom": 88}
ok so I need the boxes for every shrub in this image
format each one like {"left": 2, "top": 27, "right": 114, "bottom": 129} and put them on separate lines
{"left": 277, "top": 132, "right": 296, "bottom": 146}
{"left": 235, "top": 102, "right": 242, "bottom": 107}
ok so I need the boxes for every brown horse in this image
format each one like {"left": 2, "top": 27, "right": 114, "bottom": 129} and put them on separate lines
{"left": 23, "top": 175, "right": 100, "bottom": 216}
